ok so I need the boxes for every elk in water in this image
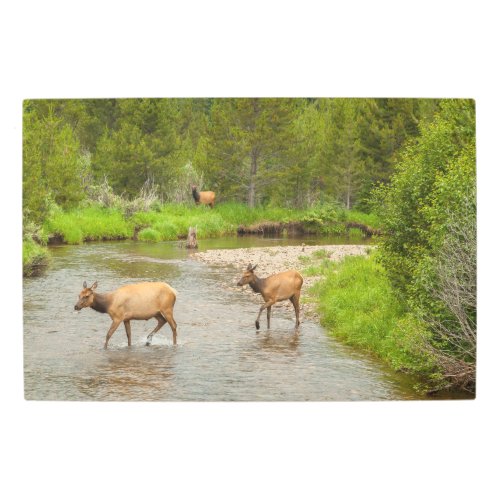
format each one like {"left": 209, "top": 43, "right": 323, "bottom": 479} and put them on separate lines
{"left": 191, "top": 185, "right": 216, "bottom": 208}
{"left": 237, "top": 263, "right": 303, "bottom": 330}
{"left": 74, "top": 281, "right": 177, "bottom": 348}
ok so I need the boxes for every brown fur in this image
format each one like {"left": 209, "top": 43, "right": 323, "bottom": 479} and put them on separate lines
{"left": 74, "top": 281, "right": 177, "bottom": 348}
{"left": 237, "top": 264, "right": 303, "bottom": 330}
{"left": 192, "top": 185, "right": 216, "bottom": 208}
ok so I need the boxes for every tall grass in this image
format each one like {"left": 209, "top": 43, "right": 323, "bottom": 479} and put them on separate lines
{"left": 44, "top": 207, "right": 134, "bottom": 244}
{"left": 42, "top": 202, "right": 381, "bottom": 244}
{"left": 309, "top": 253, "right": 442, "bottom": 391}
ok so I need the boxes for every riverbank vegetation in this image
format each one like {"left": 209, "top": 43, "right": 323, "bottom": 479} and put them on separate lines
{"left": 22, "top": 97, "right": 476, "bottom": 394}
{"left": 308, "top": 100, "right": 476, "bottom": 393}
{"left": 39, "top": 201, "right": 380, "bottom": 245}
{"left": 307, "top": 253, "right": 443, "bottom": 392}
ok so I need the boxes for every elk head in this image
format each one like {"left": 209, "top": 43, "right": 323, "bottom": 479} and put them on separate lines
{"left": 237, "top": 263, "right": 258, "bottom": 286}
{"left": 191, "top": 185, "right": 200, "bottom": 202}
{"left": 74, "top": 281, "right": 98, "bottom": 310}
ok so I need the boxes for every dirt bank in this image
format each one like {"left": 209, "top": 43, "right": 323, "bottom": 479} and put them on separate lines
{"left": 190, "top": 244, "right": 371, "bottom": 320}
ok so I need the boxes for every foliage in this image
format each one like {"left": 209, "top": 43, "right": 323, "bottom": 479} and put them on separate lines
{"left": 204, "top": 98, "right": 299, "bottom": 206}
{"left": 23, "top": 102, "right": 87, "bottom": 222}
{"left": 85, "top": 177, "right": 162, "bottom": 215}
{"left": 374, "top": 99, "right": 476, "bottom": 391}
{"left": 374, "top": 99, "right": 475, "bottom": 294}
{"left": 23, "top": 97, "right": 444, "bottom": 217}
{"left": 23, "top": 238, "right": 50, "bottom": 276}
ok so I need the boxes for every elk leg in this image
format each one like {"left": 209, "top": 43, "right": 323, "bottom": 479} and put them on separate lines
{"left": 256, "top": 300, "right": 276, "bottom": 330}
{"left": 104, "top": 320, "right": 121, "bottom": 349}
{"left": 290, "top": 294, "right": 300, "bottom": 328}
{"left": 146, "top": 314, "right": 166, "bottom": 346}
{"left": 267, "top": 306, "right": 271, "bottom": 329}
{"left": 124, "top": 320, "right": 132, "bottom": 346}
{"left": 163, "top": 311, "right": 178, "bottom": 345}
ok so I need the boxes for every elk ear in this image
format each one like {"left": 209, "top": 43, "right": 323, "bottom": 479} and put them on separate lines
{"left": 251, "top": 264, "right": 258, "bottom": 271}
{"left": 247, "top": 263, "right": 254, "bottom": 271}
{"left": 83, "top": 281, "right": 87, "bottom": 289}
{"left": 90, "top": 281, "right": 98, "bottom": 290}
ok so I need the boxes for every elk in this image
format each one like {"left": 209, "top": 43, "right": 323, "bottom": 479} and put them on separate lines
{"left": 74, "top": 281, "right": 177, "bottom": 348}
{"left": 191, "top": 185, "right": 216, "bottom": 208}
{"left": 237, "top": 263, "right": 303, "bottom": 330}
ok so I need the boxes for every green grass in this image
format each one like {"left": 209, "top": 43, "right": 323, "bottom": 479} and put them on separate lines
{"left": 344, "top": 210, "right": 381, "bottom": 227}
{"left": 44, "top": 207, "right": 133, "bottom": 244}
{"left": 42, "top": 202, "right": 382, "bottom": 244}
{"left": 137, "top": 227, "right": 162, "bottom": 242}
{"left": 308, "top": 252, "right": 442, "bottom": 390}
{"left": 312, "top": 249, "right": 332, "bottom": 259}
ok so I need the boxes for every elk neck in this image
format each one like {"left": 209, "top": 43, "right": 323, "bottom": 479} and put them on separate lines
{"left": 192, "top": 188, "right": 200, "bottom": 202}
{"left": 91, "top": 292, "right": 110, "bottom": 314}
{"left": 249, "top": 275, "right": 265, "bottom": 295}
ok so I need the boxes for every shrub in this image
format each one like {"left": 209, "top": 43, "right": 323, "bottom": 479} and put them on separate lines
{"left": 373, "top": 99, "right": 476, "bottom": 392}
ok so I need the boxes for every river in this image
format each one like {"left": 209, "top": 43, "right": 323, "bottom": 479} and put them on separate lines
{"left": 24, "top": 236, "right": 427, "bottom": 401}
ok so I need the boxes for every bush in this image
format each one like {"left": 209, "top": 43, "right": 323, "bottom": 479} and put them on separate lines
{"left": 373, "top": 99, "right": 476, "bottom": 392}
{"left": 374, "top": 100, "right": 475, "bottom": 294}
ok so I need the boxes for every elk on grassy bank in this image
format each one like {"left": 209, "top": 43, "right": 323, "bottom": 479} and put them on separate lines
{"left": 74, "top": 281, "right": 177, "bottom": 348}
{"left": 191, "top": 185, "right": 216, "bottom": 208}
{"left": 237, "top": 264, "right": 303, "bottom": 330}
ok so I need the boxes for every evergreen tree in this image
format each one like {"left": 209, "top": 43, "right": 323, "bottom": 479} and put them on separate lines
{"left": 203, "top": 98, "right": 298, "bottom": 206}
{"left": 92, "top": 98, "right": 180, "bottom": 198}
{"left": 23, "top": 101, "right": 86, "bottom": 221}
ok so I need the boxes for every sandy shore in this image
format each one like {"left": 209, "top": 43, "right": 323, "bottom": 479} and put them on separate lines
{"left": 190, "top": 244, "right": 371, "bottom": 320}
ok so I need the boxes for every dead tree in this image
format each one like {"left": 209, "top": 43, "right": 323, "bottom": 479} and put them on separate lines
{"left": 186, "top": 226, "right": 198, "bottom": 249}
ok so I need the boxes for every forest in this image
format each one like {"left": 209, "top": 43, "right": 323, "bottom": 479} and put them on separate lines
{"left": 22, "top": 97, "right": 476, "bottom": 393}
{"left": 22, "top": 98, "right": 447, "bottom": 215}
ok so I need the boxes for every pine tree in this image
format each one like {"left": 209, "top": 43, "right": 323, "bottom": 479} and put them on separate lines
{"left": 23, "top": 101, "right": 86, "bottom": 221}
{"left": 203, "top": 98, "right": 298, "bottom": 206}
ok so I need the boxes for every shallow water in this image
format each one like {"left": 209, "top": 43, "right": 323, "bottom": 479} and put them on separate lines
{"left": 24, "top": 236, "right": 432, "bottom": 401}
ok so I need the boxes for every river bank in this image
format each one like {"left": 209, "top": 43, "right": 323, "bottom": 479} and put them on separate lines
{"left": 23, "top": 203, "right": 381, "bottom": 276}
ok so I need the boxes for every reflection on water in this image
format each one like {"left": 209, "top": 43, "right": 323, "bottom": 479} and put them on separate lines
{"left": 24, "top": 237, "right": 440, "bottom": 401}
{"left": 76, "top": 347, "right": 177, "bottom": 401}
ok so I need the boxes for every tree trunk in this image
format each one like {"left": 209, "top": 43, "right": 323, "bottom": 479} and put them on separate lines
{"left": 186, "top": 226, "right": 198, "bottom": 249}
{"left": 346, "top": 176, "right": 351, "bottom": 210}
{"left": 248, "top": 148, "right": 258, "bottom": 207}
